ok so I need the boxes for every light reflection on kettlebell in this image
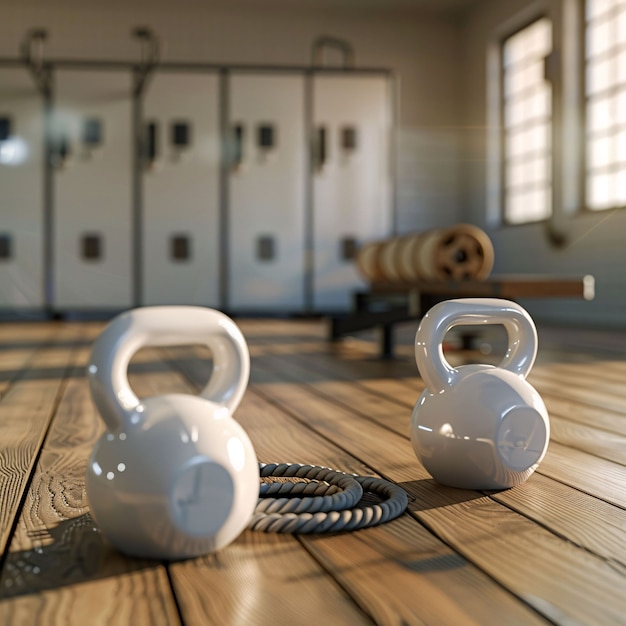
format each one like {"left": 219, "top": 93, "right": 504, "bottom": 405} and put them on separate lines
{"left": 86, "top": 306, "right": 259, "bottom": 560}
{"left": 411, "top": 298, "right": 550, "bottom": 490}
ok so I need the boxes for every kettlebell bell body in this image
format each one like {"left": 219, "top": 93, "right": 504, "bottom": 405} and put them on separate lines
{"left": 86, "top": 306, "right": 259, "bottom": 560}
{"left": 411, "top": 298, "right": 549, "bottom": 490}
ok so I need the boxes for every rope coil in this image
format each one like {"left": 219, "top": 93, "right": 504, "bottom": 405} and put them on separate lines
{"left": 249, "top": 463, "right": 408, "bottom": 534}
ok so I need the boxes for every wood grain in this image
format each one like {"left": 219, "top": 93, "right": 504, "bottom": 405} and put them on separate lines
{"left": 1, "top": 318, "right": 626, "bottom": 625}
{"left": 160, "top": 344, "right": 546, "bottom": 624}
{"left": 129, "top": 347, "right": 372, "bottom": 626}
{"left": 0, "top": 344, "right": 181, "bottom": 626}
{"left": 250, "top": 368, "right": 626, "bottom": 625}
{"left": 293, "top": 345, "right": 626, "bottom": 557}
{"left": 0, "top": 325, "right": 84, "bottom": 557}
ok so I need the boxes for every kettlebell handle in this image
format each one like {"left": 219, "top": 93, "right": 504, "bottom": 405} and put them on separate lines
{"left": 415, "top": 298, "right": 538, "bottom": 393}
{"left": 87, "top": 306, "right": 250, "bottom": 431}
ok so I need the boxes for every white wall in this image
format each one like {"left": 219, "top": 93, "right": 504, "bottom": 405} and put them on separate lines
{"left": 461, "top": 0, "right": 626, "bottom": 328}
{"left": 0, "top": 0, "right": 466, "bottom": 235}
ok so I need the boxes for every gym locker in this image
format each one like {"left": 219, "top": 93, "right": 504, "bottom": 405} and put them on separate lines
{"left": 52, "top": 69, "right": 133, "bottom": 310}
{"left": 141, "top": 71, "right": 221, "bottom": 306}
{"left": 227, "top": 72, "right": 307, "bottom": 312}
{"left": 311, "top": 73, "right": 392, "bottom": 311}
{"left": 0, "top": 68, "right": 45, "bottom": 308}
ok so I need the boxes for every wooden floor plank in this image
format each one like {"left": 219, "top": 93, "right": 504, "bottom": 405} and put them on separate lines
{"left": 0, "top": 344, "right": 181, "bottom": 626}
{"left": 161, "top": 345, "right": 547, "bottom": 625}
{"left": 247, "top": 338, "right": 625, "bottom": 619}
{"left": 253, "top": 338, "right": 626, "bottom": 551}
{"left": 250, "top": 368, "right": 626, "bottom": 625}
{"left": 237, "top": 390, "right": 544, "bottom": 626}
{"left": 529, "top": 370, "right": 626, "bottom": 416}
{"left": 0, "top": 324, "right": 57, "bottom": 399}
{"left": 490, "top": 472, "right": 626, "bottom": 566}
{"left": 129, "top": 348, "right": 373, "bottom": 626}
{"left": 548, "top": 414, "right": 626, "bottom": 465}
{"left": 0, "top": 325, "right": 84, "bottom": 559}
{"left": 274, "top": 342, "right": 626, "bottom": 474}
{"left": 2, "top": 318, "right": 626, "bottom": 624}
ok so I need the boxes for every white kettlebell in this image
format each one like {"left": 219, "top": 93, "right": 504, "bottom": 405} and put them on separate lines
{"left": 411, "top": 298, "right": 549, "bottom": 490}
{"left": 85, "top": 306, "right": 259, "bottom": 560}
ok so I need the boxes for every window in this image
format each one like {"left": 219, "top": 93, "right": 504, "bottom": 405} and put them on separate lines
{"left": 585, "top": 0, "right": 626, "bottom": 209}
{"left": 501, "top": 18, "right": 553, "bottom": 224}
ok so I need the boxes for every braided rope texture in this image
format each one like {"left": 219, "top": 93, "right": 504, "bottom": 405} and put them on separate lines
{"left": 248, "top": 463, "right": 408, "bottom": 534}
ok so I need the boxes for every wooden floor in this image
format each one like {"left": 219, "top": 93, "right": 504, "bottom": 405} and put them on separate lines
{"left": 0, "top": 317, "right": 625, "bottom": 625}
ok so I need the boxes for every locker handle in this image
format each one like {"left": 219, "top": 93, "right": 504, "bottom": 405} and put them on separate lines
{"left": 50, "top": 132, "right": 71, "bottom": 169}
{"left": 341, "top": 126, "right": 357, "bottom": 151}
{"left": 316, "top": 126, "right": 327, "bottom": 171}
{"left": 232, "top": 124, "right": 244, "bottom": 170}
{"left": 311, "top": 36, "right": 355, "bottom": 69}
{"left": 0, "top": 234, "right": 12, "bottom": 260}
{"left": 0, "top": 116, "right": 11, "bottom": 142}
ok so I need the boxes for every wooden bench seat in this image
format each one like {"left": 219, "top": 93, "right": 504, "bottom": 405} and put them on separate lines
{"left": 329, "top": 274, "right": 595, "bottom": 357}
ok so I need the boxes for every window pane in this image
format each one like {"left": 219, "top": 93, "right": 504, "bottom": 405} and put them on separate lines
{"left": 506, "top": 127, "right": 526, "bottom": 158}
{"left": 506, "top": 191, "right": 528, "bottom": 223}
{"left": 616, "top": 168, "right": 626, "bottom": 203}
{"left": 588, "top": 96, "right": 613, "bottom": 132}
{"left": 616, "top": 129, "right": 626, "bottom": 161}
{"left": 529, "top": 89, "right": 549, "bottom": 118}
{"left": 589, "top": 135, "right": 613, "bottom": 167}
{"left": 616, "top": 89, "right": 626, "bottom": 123}
{"left": 534, "top": 123, "right": 549, "bottom": 152}
{"left": 531, "top": 18, "right": 552, "bottom": 55}
{"left": 587, "top": 57, "right": 613, "bottom": 95}
{"left": 618, "top": 7, "right": 626, "bottom": 42}
{"left": 587, "top": 0, "right": 616, "bottom": 21}
{"left": 529, "top": 156, "right": 548, "bottom": 184}
{"left": 587, "top": 16, "right": 614, "bottom": 58}
{"left": 501, "top": 18, "right": 552, "bottom": 224}
{"left": 588, "top": 172, "right": 613, "bottom": 208}
{"left": 506, "top": 161, "right": 527, "bottom": 188}
{"left": 618, "top": 48, "right": 626, "bottom": 83}
{"left": 527, "top": 188, "right": 549, "bottom": 220}
{"left": 585, "top": 0, "right": 626, "bottom": 210}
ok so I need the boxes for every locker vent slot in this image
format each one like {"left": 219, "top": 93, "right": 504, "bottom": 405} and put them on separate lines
{"left": 257, "top": 235, "right": 275, "bottom": 261}
{"left": 316, "top": 126, "right": 327, "bottom": 169}
{"left": 82, "top": 234, "right": 103, "bottom": 261}
{"left": 341, "top": 126, "right": 357, "bottom": 151}
{"left": 0, "top": 117, "right": 11, "bottom": 142}
{"left": 341, "top": 237, "right": 358, "bottom": 261}
{"left": 83, "top": 118, "right": 103, "bottom": 146}
{"left": 171, "top": 121, "right": 191, "bottom": 148}
{"left": 145, "top": 121, "right": 159, "bottom": 163}
{"left": 232, "top": 124, "right": 244, "bottom": 167}
{"left": 0, "top": 234, "right": 12, "bottom": 260}
{"left": 258, "top": 124, "right": 276, "bottom": 149}
{"left": 171, "top": 234, "right": 191, "bottom": 261}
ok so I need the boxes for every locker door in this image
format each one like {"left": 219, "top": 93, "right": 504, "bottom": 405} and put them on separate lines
{"left": 0, "top": 68, "right": 45, "bottom": 309}
{"left": 228, "top": 72, "right": 306, "bottom": 312}
{"left": 142, "top": 72, "right": 220, "bottom": 306}
{"left": 312, "top": 74, "right": 392, "bottom": 311}
{"left": 52, "top": 69, "right": 133, "bottom": 310}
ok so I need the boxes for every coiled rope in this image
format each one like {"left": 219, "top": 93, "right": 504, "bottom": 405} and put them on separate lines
{"left": 249, "top": 463, "right": 408, "bottom": 534}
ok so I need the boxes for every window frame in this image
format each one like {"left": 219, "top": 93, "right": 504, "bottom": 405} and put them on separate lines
{"left": 581, "top": 0, "right": 626, "bottom": 213}
{"left": 498, "top": 13, "right": 554, "bottom": 226}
